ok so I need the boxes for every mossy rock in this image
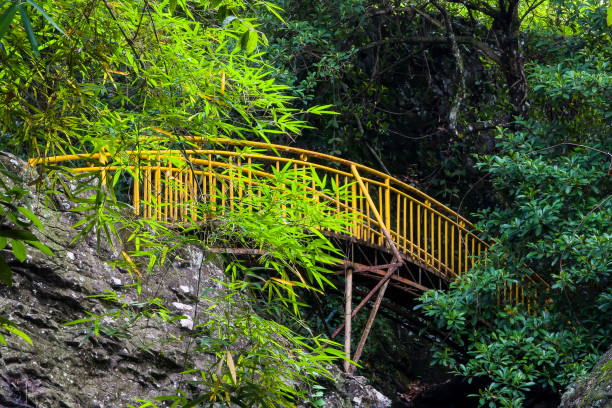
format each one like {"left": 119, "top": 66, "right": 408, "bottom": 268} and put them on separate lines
{"left": 561, "top": 346, "right": 612, "bottom": 408}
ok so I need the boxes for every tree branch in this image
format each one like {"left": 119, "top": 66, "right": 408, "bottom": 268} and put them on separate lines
{"left": 359, "top": 36, "right": 501, "bottom": 65}
{"left": 519, "top": 0, "right": 546, "bottom": 23}
{"left": 443, "top": 0, "right": 500, "bottom": 17}
{"left": 411, "top": 6, "right": 445, "bottom": 29}
{"left": 102, "top": 0, "right": 144, "bottom": 69}
{"left": 366, "top": 6, "right": 413, "bottom": 17}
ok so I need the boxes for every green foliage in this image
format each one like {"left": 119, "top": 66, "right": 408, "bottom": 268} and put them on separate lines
{"left": 0, "top": 0, "right": 310, "bottom": 156}
{"left": 0, "top": 315, "right": 32, "bottom": 346}
{"left": 59, "top": 159, "right": 349, "bottom": 406}
{"left": 256, "top": 0, "right": 522, "bottom": 206}
{"left": 215, "top": 162, "right": 351, "bottom": 311}
{"left": 0, "top": 0, "right": 65, "bottom": 56}
{"left": 127, "top": 282, "right": 343, "bottom": 408}
{"left": 419, "top": 33, "right": 611, "bottom": 406}
{"left": 0, "top": 1, "right": 350, "bottom": 406}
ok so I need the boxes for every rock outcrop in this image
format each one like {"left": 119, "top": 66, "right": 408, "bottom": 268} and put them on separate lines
{"left": 315, "top": 373, "right": 392, "bottom": 408}
{"left": 560, "top": 345, "right": 612, "bottom": 408}
{"left": 0, "top": 154, "right": 390, "bottom": 408}
{"left": 0, "top": 154, "right": 225, "bottom": 407}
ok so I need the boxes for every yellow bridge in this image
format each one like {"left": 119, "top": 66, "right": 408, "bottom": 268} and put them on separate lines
{"left": 30, "top": 137, "right": 540, "bottom": 373}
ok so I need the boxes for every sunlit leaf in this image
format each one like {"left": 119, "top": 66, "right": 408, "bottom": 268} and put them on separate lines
{"left": 1, "top": 322, "right": 32, "bottom": 345}
{"left": 10, "top": 239, "right": 26, "bottom": 262}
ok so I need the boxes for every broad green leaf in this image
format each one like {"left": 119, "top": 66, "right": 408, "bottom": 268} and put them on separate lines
{"left": 264, "top": 2, "right": 285, "bottom": 23}
{"left": 147, "top": 254, "right": 157, "bottom": 272}
{"left": 62, "top": 318, "right": 95, "bottom": 326}
{"left": 239, "top": 29, "right": 249, "bottom": 51}
{"left": 246, "top": 29, "right": 257, "bottom": 54}
{"left": 2, "top": 322, "right": 32, "bottom": 345}
{"left": 112, "top": 169, "right": 122, "bottom": 187}
{"left": 10, "top": 239, "right": 26, "bottom": 262}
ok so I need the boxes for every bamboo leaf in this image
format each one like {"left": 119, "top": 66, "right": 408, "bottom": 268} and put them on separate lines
{"left": 246, "top": 29, "right": 257, "bottom": 54}
{"left": 1, "top": 322, "right": 32, "bottom": 345}
{"left": 0, "top": 2, "right": 18, "bottom": 39}
{"left": 18, "top": 4, "right": 39, "bottom": 56}
{"left": 239, "top": 29, "right": 249, "bottom": 51}
{"left": 17, "top": 206, "right": 42, "bottom": 229}
{"left": 26, "top": 240, "right": 53, "bottom": 256}
{"left": 0, "top": 228, "right": 36, "bottom": 241}
{"left": 226, "top": 351, "right": 237, "bottom": 383}
{"left": 62, "top": 317, "right": 94, "bottom": 326}
{"left": 24, "top": 0, "right": 66, "bottom": 35}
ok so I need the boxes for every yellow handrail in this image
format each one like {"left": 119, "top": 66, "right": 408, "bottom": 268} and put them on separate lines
{"left": 29, "top": 138, "right": 542, "bottom": 306}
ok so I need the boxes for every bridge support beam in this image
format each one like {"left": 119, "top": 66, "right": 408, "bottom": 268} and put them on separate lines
{"left": 343, "top": 165, "right": 407, "bottom": 373}
{"left": 349, "top": 278, "right": 389, "bottom": 374}
{"left": 344, "top": 267, "right": 353, "bottom": 374}
{"left": 330, "top": 261, "right": 404, "bottom": 339}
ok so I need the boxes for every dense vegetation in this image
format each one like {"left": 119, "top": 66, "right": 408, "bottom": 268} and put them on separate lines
{"left": 259, "top": 0, "right": 611, "bottom": 405}
{"left": 0, "top": 0, "right": 349, "bottom": 406}
{"left": 0, "top": 0, "right": 610, "bottom": 407}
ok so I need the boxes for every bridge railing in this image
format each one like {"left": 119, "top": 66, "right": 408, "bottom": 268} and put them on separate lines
{"left": 29, "top": 137, "right": 541, "bottom": 306}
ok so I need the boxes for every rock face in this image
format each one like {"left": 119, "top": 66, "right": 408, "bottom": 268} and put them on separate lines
{"left": 0, "top": 153, "right": 390, "bottom": 408}
{"left": 315, "top": 373, "right": 392, "bottom": 408}
{"left": 560, "top": 345, "right": 612, "bottom": 408}
{"left": 0, "top": 154, "right": 226, "bottom": 407}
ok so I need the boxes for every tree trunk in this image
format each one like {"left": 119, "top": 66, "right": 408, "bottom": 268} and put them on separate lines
{"left": 493, "top": 5, "right": 527, "bottom": 117}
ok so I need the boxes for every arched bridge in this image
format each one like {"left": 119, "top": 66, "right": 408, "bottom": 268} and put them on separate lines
{"left": 29, "top": 137, "right": 539, "bottom": 373}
